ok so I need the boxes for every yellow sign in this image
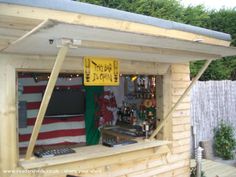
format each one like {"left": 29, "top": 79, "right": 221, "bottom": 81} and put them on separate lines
{"left": 84, "top": 57, "right": 119, "bottom": 86}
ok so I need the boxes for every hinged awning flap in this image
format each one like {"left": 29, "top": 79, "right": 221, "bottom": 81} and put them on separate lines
{"left": 2, "top": 20, "right": 236, "bottom": 63}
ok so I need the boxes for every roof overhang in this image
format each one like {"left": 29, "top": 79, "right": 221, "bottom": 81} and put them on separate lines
{"left": 2, "top": 20, "right": 236, "bottom": 63}
{"left": 0, "top": 0, "right": 231, "bottom": 41}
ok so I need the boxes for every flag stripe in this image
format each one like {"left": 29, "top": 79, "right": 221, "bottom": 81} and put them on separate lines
{"left": 27, "top": 102, "right": 41, "bottom": 110}
{"left": 23, "top": 85, "right": 83, "bottom": 94}
{"left": 18, "top": 75, "right": 86, "bottom": 148}
{"left": 26, "top": 109, "right": 39, "bottom": 119}
{"left": 23, "top": 85, "right": 46, "bottom": 93}
{"left": 19, "top": 93, "right": 42, "bottom": 102}
{"left": 18, "top": 77, "right": 82, "bottom": 86}
{"left": 27, "top": 116, "right": 84, "bottom": 126}
{"left": 19, "top": 129, "right": 86, "bottom": 141}
{"left": 19, "top": 136, "right": 86, "bottom": 147}
{"left": 19, "top": 142, "right": 86, "bottom": 151}
{"left": 20, "top": 121, "right": 85, "bottom": 134}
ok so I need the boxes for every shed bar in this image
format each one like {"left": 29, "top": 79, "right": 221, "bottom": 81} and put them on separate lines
{"left": 0, "top": 1, "right": 236, "bottom": 177}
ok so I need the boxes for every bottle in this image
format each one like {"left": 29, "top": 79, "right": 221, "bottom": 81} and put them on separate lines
{"left": 130, "top": 110, "right": 137, "bottom": 125}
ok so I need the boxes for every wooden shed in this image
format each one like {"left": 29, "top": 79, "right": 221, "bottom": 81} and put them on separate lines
{"left": 0, "top": 1, "right": 236, "bottom": 177}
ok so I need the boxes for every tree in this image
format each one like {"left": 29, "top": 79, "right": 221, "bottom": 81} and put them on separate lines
{"left": 79, "top": 0, "right": 139, "bottom": 12}
{"left": 78, "top": 0, "right": 236, "bottom": 80}
{"left": 207, "top": 8, "right": 236, "bottom": 46}
{"left": 133, "top": 0, "right": 184, "bottom": 22}
{"left": 191, "top": 58, "right": 236, "bottom": 80}
{"left": 190, "top": 8, "right": 236, "bottom": 80}
{"left": 79, "top": 0, "right": 185, "bottom": 21}
{"left": 182, "top": 5, "right": 210, "bottom": 27}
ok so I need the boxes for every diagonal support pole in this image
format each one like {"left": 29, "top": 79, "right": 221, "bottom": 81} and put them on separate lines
{"left": 149, "top": 59, "right": 212, "bottom": 140}
{"left": 1, "top": 19, "right": 49, "bottom": 52}
{"left": 25, "top": 45, "right": 69, "bottom": 159}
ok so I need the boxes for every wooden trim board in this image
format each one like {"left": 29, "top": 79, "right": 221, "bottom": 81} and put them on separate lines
{"left": 0, "top": 53, "right": 170, "bottom": 75}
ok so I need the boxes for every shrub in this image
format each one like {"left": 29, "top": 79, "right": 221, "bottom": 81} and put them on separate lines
{"left": 190, "top": 167, "right": 206, "bottom": 177}
{"left": 214, "top": 121, "right": 236, "bottom": 159}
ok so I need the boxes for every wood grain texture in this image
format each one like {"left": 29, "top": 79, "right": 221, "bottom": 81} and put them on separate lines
{"left": 21, "top": 141, "right": 170, "bottom": 169}
{"left": 0, "top": 53, "right": 170, "bottom": 75}
{"left": 0, "top": 61, "right": 17, "bottom": 177}
{"left": 150, "top": 60, "right": 196, "bottom": 139}
{"left": 0, "top": 4, "right": 230, "bottom": 47}
{"left": 0, "top": 55, "right": 193, "bottom": 177}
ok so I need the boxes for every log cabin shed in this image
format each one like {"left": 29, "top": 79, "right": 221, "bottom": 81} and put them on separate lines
{"left": 0, "top": 0, "right": 236, "bottom": 177}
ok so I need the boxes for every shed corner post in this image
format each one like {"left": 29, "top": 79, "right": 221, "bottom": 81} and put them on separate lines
{"left": 155, "top": 66, "right": 172, "bottom": 141}
{"left": 0, "top": 58, "right": 18, "bottom": 177}
{"left": 150, "top": 60, "right": 212, "bottom": 140}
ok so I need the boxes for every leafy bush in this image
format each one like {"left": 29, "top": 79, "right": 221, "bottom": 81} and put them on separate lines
{"left": 190, "top": 167, "right": 206, "bottom": 177}
{"left": 214, "top": 121, "right": 236, "bottom": 159}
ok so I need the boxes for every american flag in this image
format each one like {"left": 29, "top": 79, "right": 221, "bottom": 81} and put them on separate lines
{"left": 18, "top": 74, "right": 86, "bottom": 148}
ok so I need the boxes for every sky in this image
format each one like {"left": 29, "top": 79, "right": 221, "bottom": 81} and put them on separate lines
{"left": 180, "top": 0, "right": 236, "bottom": 10}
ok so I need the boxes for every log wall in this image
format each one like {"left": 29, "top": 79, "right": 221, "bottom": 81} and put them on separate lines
{"left": 0, "top": 54, "right": 191, "bottom": 177}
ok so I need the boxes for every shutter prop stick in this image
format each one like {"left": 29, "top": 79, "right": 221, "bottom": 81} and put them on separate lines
{"left": 149, "top": 59, "right": 212, "bottom": 140}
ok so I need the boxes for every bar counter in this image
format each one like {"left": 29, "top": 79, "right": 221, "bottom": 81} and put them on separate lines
{"left": 19, "top": 139, "right": 171, "bottom": 169}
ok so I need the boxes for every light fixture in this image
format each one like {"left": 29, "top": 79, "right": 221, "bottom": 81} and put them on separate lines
{"left": 131, "top": 75, "right": 137, "bottom": 82}
{"left": 56, "top": 38, "right": 82, "bottom": 48}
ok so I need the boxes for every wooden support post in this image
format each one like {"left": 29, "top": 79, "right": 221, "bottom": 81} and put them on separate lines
{"left": 149, "top": 59, "right": 212, "bottom": 140}
{"left": 25, "top": 45, "right": 69, "bottom": 159}
{"left": 0, "top": 63, "right": 17, "bottom": 177}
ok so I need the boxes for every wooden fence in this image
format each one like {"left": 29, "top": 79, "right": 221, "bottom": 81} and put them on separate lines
{"left": 190, "top": 81, "right": 236, "bottom": 146}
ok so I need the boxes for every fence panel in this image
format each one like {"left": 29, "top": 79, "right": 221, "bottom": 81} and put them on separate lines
{"left": 190, "top": 81, "right": 236, "bottom": 145}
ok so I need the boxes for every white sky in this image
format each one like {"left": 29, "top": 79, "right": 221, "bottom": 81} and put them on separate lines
{"left": 180, "top": 0, "right": 236, "bottom": 10}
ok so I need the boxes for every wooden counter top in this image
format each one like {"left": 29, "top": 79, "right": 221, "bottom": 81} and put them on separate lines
{"left": 19, "top": 140, "right": 170, "bottom": 169}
